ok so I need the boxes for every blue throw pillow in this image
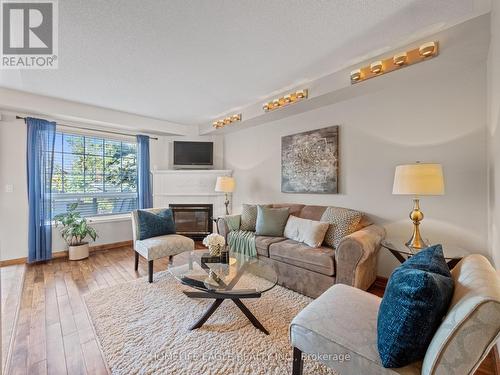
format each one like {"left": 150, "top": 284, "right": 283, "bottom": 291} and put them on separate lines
{"left": 377, "top": 244, "right": 454, "bottom": 368}
{"left": 136, "top": 209, "right": 175, "bottom": 240}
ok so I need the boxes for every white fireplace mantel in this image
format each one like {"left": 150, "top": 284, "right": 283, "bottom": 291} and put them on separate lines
{"left": 152, "top": 169, "right": 233, "bottom": 219}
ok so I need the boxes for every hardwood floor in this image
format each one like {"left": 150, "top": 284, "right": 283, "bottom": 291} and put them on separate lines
{"left": 2, "top": 246, "right": 497, "bottom": 375}
{"left": 1, "top": 264, "right": 25, "bottom": 374}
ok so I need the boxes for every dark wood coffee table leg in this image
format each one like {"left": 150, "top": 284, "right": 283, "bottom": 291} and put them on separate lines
{"left": 189, "top": 298, "right": 223, "bottom": 330}
{"left": 184, "top": 292, "right": 269, "bottom": 334}
{"left": 232, "top": 298, "right": 269, "bottom": 335}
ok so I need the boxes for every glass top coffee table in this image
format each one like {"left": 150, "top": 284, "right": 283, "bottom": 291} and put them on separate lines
{"left": 169, "top": 250, "right": 278, "bottom": 335}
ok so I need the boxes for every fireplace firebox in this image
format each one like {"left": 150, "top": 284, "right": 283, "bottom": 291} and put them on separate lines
{"left": 169, "top": 204, "right": 213, "bottom": 240}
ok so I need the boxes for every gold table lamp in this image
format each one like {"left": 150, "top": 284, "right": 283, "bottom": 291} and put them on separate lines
{"left": 215, "top": 176, "right": 235, "bottom": 215}
{"left": 392, "top": 163, "right": 445, "bottom": 249}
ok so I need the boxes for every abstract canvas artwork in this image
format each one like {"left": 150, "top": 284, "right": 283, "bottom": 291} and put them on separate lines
{"left": 281, "top": 126, "right": 339, "bottom": 194}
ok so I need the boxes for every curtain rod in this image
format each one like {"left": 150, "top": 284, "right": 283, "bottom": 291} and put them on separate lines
{"left": 16, "top": 116, "right": 159, "bottom": 140}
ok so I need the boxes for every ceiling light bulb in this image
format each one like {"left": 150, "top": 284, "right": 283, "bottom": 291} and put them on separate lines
{"left": 370, "top": 61, "right": 383, "bottom": 74}
{"left": 296, "top": 90, "right": 307, "bottom": 99}
{"left": 393, "top": 52, "right": 407, "bottom": 66}
{"left": 419, "top": 41, "right": 437, "bottom": 57}
{"left": 350, "top": 69, "right": 361, "bottom": 81}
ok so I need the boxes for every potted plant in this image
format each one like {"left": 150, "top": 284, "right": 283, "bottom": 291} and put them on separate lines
{"left": 54, "top": 203, "right": 98, "bottom": 260}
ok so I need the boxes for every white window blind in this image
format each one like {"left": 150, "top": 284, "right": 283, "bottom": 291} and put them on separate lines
{"left": 50, "top": 131, "right": 138, "bottom": 217}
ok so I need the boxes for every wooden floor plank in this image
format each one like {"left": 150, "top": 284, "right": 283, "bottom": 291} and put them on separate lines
{"left": 28, "top": 359, "right": 47, "bottom": 375}
{"left": 56, "top": 294, "right": 77, "bottom": 337}
{"left": 9, "top": 266, "right": 36, "bottom": 375}
{"left": 62, "top": 332, "right": 86, "bottom": 375}
{"left": 77, "top": 260, "right": 100, "bottom": 292}
{"left": 63, "top": 273, "right": 86, "bottom": 316}
{"left": 27, "top": 279, "right": 47, "bottom": 368}
{"left": 87, "top": 256, "right": 109, "bottom": 289}
{"left": 1, "top": 264, "right": 25, "bottom": 374}
{"left": 46, "top": 323, "right": 67, "bottom": 375}
{"left": 54, "top": 270, "right": 68, "bottom": 298}
{"left": 4, "top": 246, "right": 497, "bottom": 375}
{"left": 81, "top": 340, "right": 108, "bottom": 375}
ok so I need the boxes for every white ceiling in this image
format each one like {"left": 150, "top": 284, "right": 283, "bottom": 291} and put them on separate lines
{"left": 0, "top": 0, "right": 491, "bottom": 126}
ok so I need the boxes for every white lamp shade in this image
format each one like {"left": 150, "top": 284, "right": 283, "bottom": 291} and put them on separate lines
{"left": 215, "top": 176, "right": 235, "bottom": 193}
{"left": 392, "top": 163, "right": 444, "bottom": 195}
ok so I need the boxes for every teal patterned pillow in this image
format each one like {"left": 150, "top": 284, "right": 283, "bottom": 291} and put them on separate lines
{"left": 136, "top": 209, "right": 176, "bottom": 240}
{"left": 377, "top": 245, "right": 454, "bottom": 368}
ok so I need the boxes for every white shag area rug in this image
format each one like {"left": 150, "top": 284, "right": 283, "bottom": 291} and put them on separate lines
{"left": 84, "top": 271, "right": 337, "bottom": 375}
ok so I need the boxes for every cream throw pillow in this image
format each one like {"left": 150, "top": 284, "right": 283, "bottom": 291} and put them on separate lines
{"left": 283, "top": 215, "right": 330, "bottom": 248}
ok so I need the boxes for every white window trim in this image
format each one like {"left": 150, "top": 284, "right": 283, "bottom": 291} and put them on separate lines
{"left": 87, "top": 213, "right": 132, "bottom": 224}
{"left": 50, "top": 212, "right": 131, "bottom": 227}
{"left": 56, "top": 124, "right": 136, "bottom": 143}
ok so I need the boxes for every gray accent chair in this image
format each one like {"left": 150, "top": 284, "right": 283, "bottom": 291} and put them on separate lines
{"left": 290, "top": 254, "right": 500, "bottom": 374}
{"left": 131, "top": 208, "right": 195, "bottom": 282}
{"left": 217, "top": 203, "right": 385, "bottom": 298}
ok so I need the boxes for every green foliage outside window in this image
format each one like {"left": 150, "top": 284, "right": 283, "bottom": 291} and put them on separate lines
{"left": 50, "top": 132, "right": 138, "bottom": 217}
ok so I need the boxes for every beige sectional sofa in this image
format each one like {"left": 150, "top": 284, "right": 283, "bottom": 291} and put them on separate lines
{"left": 217, "top": 203, "right": 386, "bottom": 298}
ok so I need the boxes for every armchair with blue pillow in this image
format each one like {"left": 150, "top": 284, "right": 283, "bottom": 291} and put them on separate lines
{"left": 290, "top": 245, "right": 500, "bottom": 375}
{"left": 131, "top": 208, "right": 195, "bottom": 282}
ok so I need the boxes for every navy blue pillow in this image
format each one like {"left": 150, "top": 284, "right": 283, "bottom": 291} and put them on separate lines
{"left": 377, "top": 245, "right": 454, "bottom": 368}
{"left": 136, "top": 209, "right": 175, "bottom": 240}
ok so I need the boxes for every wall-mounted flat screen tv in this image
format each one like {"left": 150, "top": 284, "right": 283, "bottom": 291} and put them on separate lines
{"left": 173, "top": 141, "right": 213, "bottom": 167}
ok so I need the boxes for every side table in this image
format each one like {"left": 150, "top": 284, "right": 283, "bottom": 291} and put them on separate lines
{"left": 381, "top": 238, "right": 467, "bottom": 269}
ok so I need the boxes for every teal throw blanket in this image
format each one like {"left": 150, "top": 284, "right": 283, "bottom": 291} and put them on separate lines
{"left": 227, "top": 230, "right": 256, "bottom": 257}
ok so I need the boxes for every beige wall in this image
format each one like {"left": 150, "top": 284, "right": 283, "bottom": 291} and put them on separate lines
{"left": 0, "top": 118, "right": 29, "bottom": 261}
{"left": 150, "top": 134, "right": 224, "bottom": 171}
{"left": 488, "top": 2, "right": 500, "bottom": 267}
{"left": 224, "top": 64, "right": 488, "bottom": 277}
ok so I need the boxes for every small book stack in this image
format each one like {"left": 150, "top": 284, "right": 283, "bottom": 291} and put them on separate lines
{"left": 201, "top": 251, "right": 229, "bottom": 264}
{"left": 201, "top": 253, "right": 221, "bottom": 264}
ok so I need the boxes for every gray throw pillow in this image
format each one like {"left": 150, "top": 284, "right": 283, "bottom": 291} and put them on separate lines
{"left": 255, "top": 206, "right": 290, "bottom": 236}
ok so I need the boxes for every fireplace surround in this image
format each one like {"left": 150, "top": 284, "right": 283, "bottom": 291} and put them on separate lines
{"left": 169, "top": 204, "right": 213, "bottom": 240}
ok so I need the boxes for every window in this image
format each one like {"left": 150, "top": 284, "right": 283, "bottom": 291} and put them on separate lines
{"left": 50, "top": 132, "right": 138, "bottom": 217}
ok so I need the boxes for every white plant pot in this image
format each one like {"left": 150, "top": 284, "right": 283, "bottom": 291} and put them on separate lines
{"left": 68, "top": 242, "right": 89, "bottom": 260}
